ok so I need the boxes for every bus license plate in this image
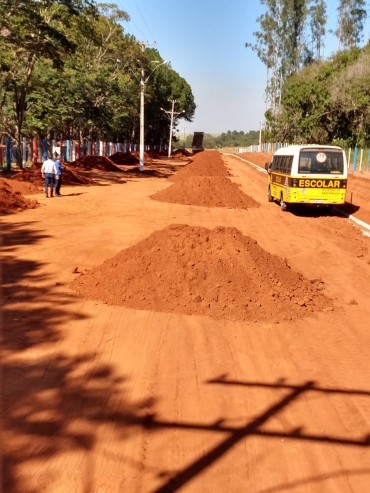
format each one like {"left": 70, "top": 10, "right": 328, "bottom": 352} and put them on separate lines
{"left": 313, "top": 200, "right": 324, "bottom": 203}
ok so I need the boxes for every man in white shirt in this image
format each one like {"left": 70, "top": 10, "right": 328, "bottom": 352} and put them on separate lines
{"left": 41, "top": 153, "right": 58, "bottom": 198}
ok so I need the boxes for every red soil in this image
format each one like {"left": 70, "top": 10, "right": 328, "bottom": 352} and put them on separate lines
{"left": 71, "top": 224, "right": 332, "bottom": 323}
{"left": 0, "top": 179, "right": 38, "bottom": 213}
{"left": 238, "top": 152, "right": 274, "bottom": 168}
{"left": 172, "top": 148, "right": 192, "bottom": 157}
{"left": 169, "top": 151, "right": 229, "bottom": 183}
{"left": 70, "top": 155, "right": 123, "bottom": 172}
{"left": 152, "top": 176, "right": 260, "bottom": 209}
{"left": 1, "top": 177, "right": 39, "bottom": 195}
{"left": 109, "top": 152, "right": 139, "bottom": 165}
{"left": 130, "top": 151, "right": 154, "bottom": 164}
{"left": 343, "top": 173, "right": 370, "bottom": 224}
{"left": 10, "top": 162, "right": 90, "bottom": 186}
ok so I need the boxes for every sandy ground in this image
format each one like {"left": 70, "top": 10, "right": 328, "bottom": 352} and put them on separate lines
{"left": 2, "top": 153, "right": 370, "bottom": 493}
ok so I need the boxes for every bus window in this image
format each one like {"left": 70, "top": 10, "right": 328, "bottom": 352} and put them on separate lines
{"left": 299, "top": 151, "right": 343, "bottom": 174}
{"left": 282, "top": 156, "right": 293, "bottom": 174}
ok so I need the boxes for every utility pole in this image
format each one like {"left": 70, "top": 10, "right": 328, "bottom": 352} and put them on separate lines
{"left": 259, "top": 120, "right": 262, "bottom": 152}
{"left": 161, "top": 100, "right": 185, "bottom": 157}
{"left": 183, "top": 127, "right": 187, "bottom": 147}
{"left": 138, "top": 42, "right": 168, "bottom": 171}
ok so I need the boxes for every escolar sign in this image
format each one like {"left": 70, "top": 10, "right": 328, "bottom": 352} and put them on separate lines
{"left": 297, "top": 179, "right": 346, "bottom": 188}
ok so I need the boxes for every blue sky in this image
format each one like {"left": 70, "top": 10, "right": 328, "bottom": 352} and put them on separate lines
{"left": 119, "top": 1, "right": 368, "bottom": 135}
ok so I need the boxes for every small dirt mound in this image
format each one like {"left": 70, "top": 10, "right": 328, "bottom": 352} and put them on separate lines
{"left": 0, "top": 179, "right": 38, "bottom": 213}
{"left": 169, "top": 150, "right": 229, "bottom": 182}
{"left": 71, "top": 224, "right": 332, "bottom": 322}
{"left": 152, "top": 176, "right": 260, "bottom": 209}
{"left": 10, "top": 162, "right": 90, "bottom": 186}
{"left": 70, "top": 155, "right": 123, "bottom": 172}
{"left": 172, "top": 148, "right": 192, "bottom": 157}
{"left": 109, "top": 152, "right": 139, "bottom": 165}
{"left": 1, "top": 177, "right": 40, "bottom": 194}
{"left": 130, "top": 151, "right": 154, "bottom": 164}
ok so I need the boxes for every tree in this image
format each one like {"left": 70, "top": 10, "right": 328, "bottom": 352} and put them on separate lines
{"left": 336, "top": 0, "right": 367, "bottom": 50}
{"left": 247, "top": 0, "right": 311, "bottom": 117}
{"left": 0, "top": 0, "right": 95, "bottom": 165}
{"left": 308, "top": 0, "right": 327, "bottom": 60}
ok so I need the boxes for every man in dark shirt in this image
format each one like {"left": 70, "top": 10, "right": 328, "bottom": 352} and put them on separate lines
{"left": 55, "top": 155, "right": 64, "bottom": 196}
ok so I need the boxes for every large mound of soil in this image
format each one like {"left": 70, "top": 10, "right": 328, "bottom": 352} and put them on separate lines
{"left": 70, "top": 155, "right": 123, "bottom": 172}
{"left": 109, "top": 152, "right": 139, "bottom": 165}
{"left": 0, "top": 179, "right": 38, "bottom": 213}
{"left": 169, "top": 150, "right": 228, "bottom": 182}
{"left": 10, "top": 162, "right": 90, "bottom": 186}
{"left": 71, "top": 224, "right": 332, "bottom": 322}
{"left": 152, "top": 176, "right": 260, "bottom": 209}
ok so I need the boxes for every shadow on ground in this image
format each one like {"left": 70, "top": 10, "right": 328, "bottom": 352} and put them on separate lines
{"left": 123, "top": 162, "right": 186, "bottom": 180}
{"left": 2, "top": 224, "right": 369, "bottom": 492}
{"left": 272, "top": 201, "right": 360, "bottom": 218}
{"left": 1, "top": 222, "right": 151, "bottom": 492}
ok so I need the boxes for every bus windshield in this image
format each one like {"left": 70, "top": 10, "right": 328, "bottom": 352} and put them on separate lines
{"left": 299, "top": 150, "right": 344, "bottom": 174}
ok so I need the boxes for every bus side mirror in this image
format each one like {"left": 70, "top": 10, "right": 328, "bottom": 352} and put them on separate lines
{"left": 265, "top": 162, "right": 270, "bottom": 171}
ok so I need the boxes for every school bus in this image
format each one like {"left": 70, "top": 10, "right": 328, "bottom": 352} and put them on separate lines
{"left": 265, "top": 145, "right": 348, "bottom": 211}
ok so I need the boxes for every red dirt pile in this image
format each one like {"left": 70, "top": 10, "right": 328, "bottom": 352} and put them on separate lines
{"left": 169, "top": 150, "right": 229, "bottom": 182}
{"left": 130, "top": 151, "right": 154, "bottom": 164}
{"left": 0, "top": 179, "right": 38, "bottom": 213}
{"left": 70, "top": 155, "right": 123, "bottom": 172}
{"left": 10, "top": 162, "right": 90, "bottom": 186}
{"left": 172, "top": 148, "right": 192, "bottom": 157}
{"left": 239, "top": 152, "right": 274, "bottom": 168}
{"left": 1, "top": 177, "right": 39, "bottom": 195}
{"left": 152, "top": 176, "right": 260, "bottom": 209}
{"left": 109, "top": 152, "right": 139, "bottom": 165}
{"left": 71, "top": 224, "right": 332, "bottom": 322}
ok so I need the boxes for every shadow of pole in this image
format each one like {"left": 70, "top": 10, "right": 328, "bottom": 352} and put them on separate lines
{"left": 148, "top": 377, "right": 370, "bottom": 493}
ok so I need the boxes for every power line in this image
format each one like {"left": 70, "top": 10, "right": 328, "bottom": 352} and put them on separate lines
{"left": 132, "top": 0, "right": 156, "bottom": 43}
{"left": 114, "top": 0, "right": 148, "bottom": 41}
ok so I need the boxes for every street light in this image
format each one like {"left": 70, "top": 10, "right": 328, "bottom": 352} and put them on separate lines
{"left": 161, "top": 100, "right": 185, "bottom": 157}
{"left": 139, "top": 59, "right": 168, "bottom": 171}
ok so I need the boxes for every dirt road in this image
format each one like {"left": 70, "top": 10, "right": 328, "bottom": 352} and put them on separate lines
{"left": 2, "top": 153, "right": 370, "bottom": 492}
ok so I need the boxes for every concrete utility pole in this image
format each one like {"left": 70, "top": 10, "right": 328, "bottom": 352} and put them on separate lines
{"left": 183, "top": 127, "right": 187, "bottom": 147}
{"left": 259, "top": 120, "right": 263, "bottom": 152}
{"left": 138, "top": 42, "right": 168, "bottom": 171}
{"left": 161, "top": 100, "right": 185, "bottom": 157}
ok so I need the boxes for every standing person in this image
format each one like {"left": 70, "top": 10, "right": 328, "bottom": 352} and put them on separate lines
{"left": 54, "top": 154, "right": 64, "bottom": 196}
{"left": 41, "top": 152, "right": 58, "bottom": 198}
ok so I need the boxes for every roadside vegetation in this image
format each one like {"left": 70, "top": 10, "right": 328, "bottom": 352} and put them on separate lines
{"left": 174, "top": 130, "right": 260, "bottom": 150}
{"left": 248, "top": 0, "right": 370, "bottom": 147}
{"left": 0, "top": 0, "right": 196, "bottom": 164}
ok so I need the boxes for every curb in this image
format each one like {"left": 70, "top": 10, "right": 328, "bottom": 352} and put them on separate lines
{"left": 223, "top": 152, "right": 370, "bottom": 233}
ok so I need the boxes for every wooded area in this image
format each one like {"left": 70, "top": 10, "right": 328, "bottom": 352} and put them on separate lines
{"left": 248, "top": 0, "right": 370, "bottom": 147}
{"left": 0, "top": 0, "right": 196, "bottom": 165}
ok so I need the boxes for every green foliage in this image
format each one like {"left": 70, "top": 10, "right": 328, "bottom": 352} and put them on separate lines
{"left": 336, "top": 0, "right": 367, "bottom": 49}
{"left": 248, "top": 0, "right": 368, "bottom": 146}
{"left": 174, "top": 130, "right": 260, "bottom": 150}
{"left": 268, "top": 45, "right": 370, "bottom": 146}
{"left": 0, "top": 1, "right": 196, "bottom": 162}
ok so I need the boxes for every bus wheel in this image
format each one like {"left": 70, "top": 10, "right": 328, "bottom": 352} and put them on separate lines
{"left": 280, "top": 193, "right": 287, "bottom": 211}
{"left": 267, "top": 186, "right": 273, "bottom": 202}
